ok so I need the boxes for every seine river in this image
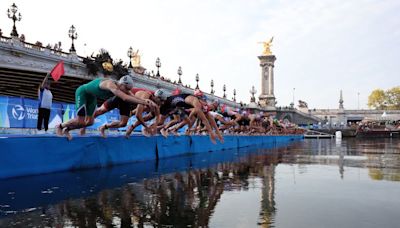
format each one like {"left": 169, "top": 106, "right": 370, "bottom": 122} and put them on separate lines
{"left": 1, "top": 138, "right": 399, "bottom": 227}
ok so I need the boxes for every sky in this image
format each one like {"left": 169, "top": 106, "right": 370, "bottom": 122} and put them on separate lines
{"left": 0, "top": 0, "right": 399, "bottom": 109}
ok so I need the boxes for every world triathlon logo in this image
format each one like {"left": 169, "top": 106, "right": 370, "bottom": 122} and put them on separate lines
{"left": 12, "top": 105, "right": 25, "bottom": 120}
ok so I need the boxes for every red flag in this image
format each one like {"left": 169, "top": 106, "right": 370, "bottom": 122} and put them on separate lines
{"left": 50, "top": 61, "right": 65, "bottom": 81}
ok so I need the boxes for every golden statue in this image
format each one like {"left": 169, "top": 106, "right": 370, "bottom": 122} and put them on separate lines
{"left": 258, "top": 37, "right": 274, "bottom": 55}
{"left": 132, "top": 49, "right": 141, "bottom": 67}
{"left": 102, "top": 61, "right": 113, "bottom": 72}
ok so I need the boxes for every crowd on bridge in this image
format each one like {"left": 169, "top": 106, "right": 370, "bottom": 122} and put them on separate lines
{"left": 55, "top": 62, "right": 303, "bottom": 143}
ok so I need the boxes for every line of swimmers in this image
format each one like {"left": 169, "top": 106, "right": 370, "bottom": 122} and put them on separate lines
{"left": 56, "top": 75, "right": 303, "bottom": 143}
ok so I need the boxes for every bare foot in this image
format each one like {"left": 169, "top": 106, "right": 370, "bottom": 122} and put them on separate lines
{"left": 148, "top": 125, "right": 157, "bottom": 136}
{"left": 99, "top": 125, "right": 107, "bottom": 138}
{"left": 160, "top": 128, "right": 169, "bottom": 138}
{"left": 210, "top": 133, "right": 217, "bottom": 144}
{"left": 125, "top": 126, "right": 134, "bottom": 138}
{"left": 217, "top": 133, "right": 224, "bottom": 143}
{"left": 147, "top": 126, "right": 157, "bottom": 136}
{"left": 62, "top": 128, "right": 72, "bottom": 141}
{"left": 56, "top": 124, "right": 63, "bottom": 136}
{"left": 171, "top": 130, "right": 179, "bottom": 136}
{"left": 142, "top": 127, "right": 151, "bottom": 137}
{"left": 79, "top": 128, "right": 86, "bottom": 136}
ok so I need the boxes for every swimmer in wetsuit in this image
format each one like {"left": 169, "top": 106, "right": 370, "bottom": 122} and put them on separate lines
{"left": 56, "top": 74, "right": 157, "bottom": 140}
{"left": 79, "top": 84, "right": 159, "bottom": 138}
{"left": 158, "top": 91, "right": 219, "bottom": 143}
{"left": 124, "top": 88, "right": 165, "bottom": 138}
{"left": 158, "top": 93, "right": 193, "bottom": 135}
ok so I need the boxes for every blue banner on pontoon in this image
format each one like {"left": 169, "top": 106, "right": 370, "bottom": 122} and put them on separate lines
{"left": 0, "top": 95, "right": 151, "bottom": 131}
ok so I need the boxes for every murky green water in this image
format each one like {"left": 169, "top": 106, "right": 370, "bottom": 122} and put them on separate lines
{"left": 1, "top": 138, "right": 400, "bottom": 227}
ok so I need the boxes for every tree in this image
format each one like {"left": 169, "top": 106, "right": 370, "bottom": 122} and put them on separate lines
{"left": 386, "top": 87, "right": 400, "bottom": 110}
{"left": 368, "top": 89, "right": 386, "bottom": 109}
{"left": 368, "top": 87, "right": 400, "bottom": 110}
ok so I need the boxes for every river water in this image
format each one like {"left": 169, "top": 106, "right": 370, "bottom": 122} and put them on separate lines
{"left": 0, "top": 138, "right": 399, "bottom": 227}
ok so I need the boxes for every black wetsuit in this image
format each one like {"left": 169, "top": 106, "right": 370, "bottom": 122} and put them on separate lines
{"left": 222, "top": 112, "right": 236, "bottom": 120}
{"left": 238, "top": 116, "right": 250, "bottom": 126}
{"left": 103, "top": 96, "right": 133, "bottom": 116}
{"left": 160, "top": 94, "right": 193, "bottom": 116}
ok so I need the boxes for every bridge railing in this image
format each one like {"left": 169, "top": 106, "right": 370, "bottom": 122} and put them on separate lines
{"left": 0, "top": 34, "right": 85, "bottom": 61}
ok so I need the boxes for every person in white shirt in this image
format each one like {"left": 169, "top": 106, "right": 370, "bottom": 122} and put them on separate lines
{"left": 37, "top": 74, "right": 53, "bottom": 132}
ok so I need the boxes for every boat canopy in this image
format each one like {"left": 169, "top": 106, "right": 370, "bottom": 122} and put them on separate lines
{"left": 362, "top": 115, "right": 400, "bottom": 122}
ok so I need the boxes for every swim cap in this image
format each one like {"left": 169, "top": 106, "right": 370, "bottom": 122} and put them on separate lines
{"left": 118, "top": 75, "right": 134, "bottom": 89}
{"left": 154, "top": 89, "right": 167, "bottom": 100}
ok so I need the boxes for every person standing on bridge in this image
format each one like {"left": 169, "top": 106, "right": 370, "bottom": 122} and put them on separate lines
{"left": 37, "top": 73, "right": 53, "bottom": 133}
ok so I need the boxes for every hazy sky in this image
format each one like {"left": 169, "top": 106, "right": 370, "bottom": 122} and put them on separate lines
{"left": 1, "top": 0, "right": 399, "bottom": 109}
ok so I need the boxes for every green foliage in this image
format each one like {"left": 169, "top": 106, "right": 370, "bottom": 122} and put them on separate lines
{"left": 368, "top": 89, "right": 386, "bottom": 109}
{"left": 386, "top": 87, "right": 400, "bottom": 110}
{"left": 112, "top": 59, "right": 128, "bottom": 78}
{"left": 368, "top": 86, "right": 400, "bottom": 110}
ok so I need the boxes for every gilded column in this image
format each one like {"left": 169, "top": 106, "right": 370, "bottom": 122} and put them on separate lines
{"left": 258, "top": 37, "right": 276, "bottom": 109}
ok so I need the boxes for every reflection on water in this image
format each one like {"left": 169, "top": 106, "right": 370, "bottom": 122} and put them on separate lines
{"left": 1, "top": 138, "right": 400, "bottom": 227}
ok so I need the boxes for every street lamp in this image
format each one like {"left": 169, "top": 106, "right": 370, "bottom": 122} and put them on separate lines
{"left": 357, "top": 92, "right": 360, "bottom": 110}
{"left": 68, "top": 25, "right": 78, "bottom": 53}
{"left": 210, "top": 79, "right": 215, "bottom": 94}
{"left": 155, "top": 57, "right": 161, "bottom": 77}
{"left": 195, "top": 73, "right": 200, "bottom": 89}
{"left": 292, "top": 87, "right": 296, "bottom": 106}
{"left": 177, "top": 66, "right": 182, "bottom": 84}
{"left": 223, "top": 84, "right": 226, "bottom": 98}
{"left": 233, "top": 89, "right": 236, "bottom": 102}
{"left": 7, "top": 3, "right": 22, "bottom": 37}
{"left": 250, "top": 86, "right": 257, "bottom": 102}
{"left": 127, "top": 46, "right": 133, "bottom": 68}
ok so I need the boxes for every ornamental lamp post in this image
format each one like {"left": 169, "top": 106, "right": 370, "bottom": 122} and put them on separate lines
{"left": 7, "top": 3, "right": 22, "bottom": 37}
{"left": 250, "top": 86, "right": 257, "bottom": 102}
{"left": 127, "top": 46, "right": 133, "bottom": 68}
{"left": 177, "top": 66, "right": 182, "bottom": 84}
{"left": 292, "top": 87, "right": 296, "bottom": 105}
{"left": 155, "top": 57, "right": 161, "bottom": 77}
{"left": 233, "top": 89, "right": 236, "bottom": 102}
{"left": 210, "top": 79, "right": 215, "bottom": 94}
{"left": 195, "top": 73, "right": 199, "bottom": 89}
{"left": 68, "top": 25, "right": 78, "bottom": 53}
{"left": 223, "top": 84, "right": 226, "bottom": 98}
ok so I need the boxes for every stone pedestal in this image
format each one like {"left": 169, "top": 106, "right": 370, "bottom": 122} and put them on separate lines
{"left": 258, "top": 55, "right": 276, "bottom": 109}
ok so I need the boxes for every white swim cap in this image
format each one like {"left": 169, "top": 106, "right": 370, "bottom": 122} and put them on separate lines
{"left": 154, "top": 89, "right": 167, "bottom": 100}
{"left": 118, "top": 75, "right": 134, "bottom": 89}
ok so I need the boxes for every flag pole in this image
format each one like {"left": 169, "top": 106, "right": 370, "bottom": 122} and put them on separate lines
{"left": 40, "top": 73, "right": 50, "bottom": 88}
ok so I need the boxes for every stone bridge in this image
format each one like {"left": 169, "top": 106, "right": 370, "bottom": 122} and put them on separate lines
{"left": 310, "top": 109, "right": 400, "bottom": 125}
{"left": 0, "top": 36, "right": 239, "bottom": 107}
{"left": 0, "top": 34, "right": 348, "bottom": 126}
{"left": 274, "top": 107, "right": 322, "bottom": 125}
